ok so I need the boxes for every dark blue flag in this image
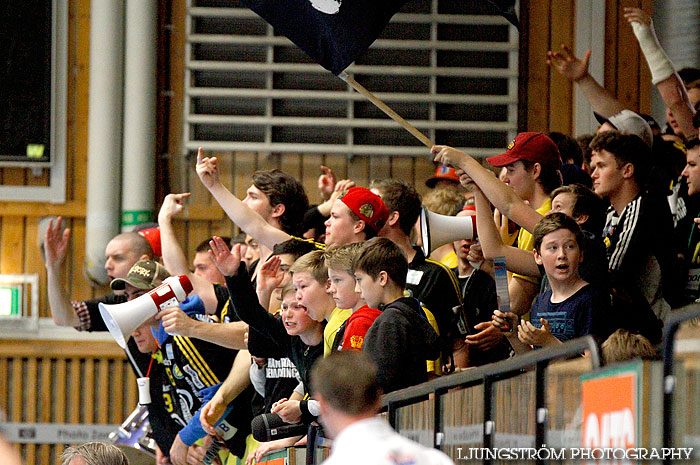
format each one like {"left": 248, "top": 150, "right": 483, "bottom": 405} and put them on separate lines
{"left": 487, "top": 1, "right": 519, "bottom": 30}
{"left": 242, "top": 0, "right": 519, "bottom": 76}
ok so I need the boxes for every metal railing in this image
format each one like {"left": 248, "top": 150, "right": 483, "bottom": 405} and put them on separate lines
{"left": 380, "top": 336, "right": 601, "bottom": 463}
{"left": 661, "top": 302, "right": 700, "bottom": 463}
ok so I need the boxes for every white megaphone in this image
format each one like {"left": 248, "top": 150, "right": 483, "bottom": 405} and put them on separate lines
{"left": 420, "top": 206, "right": 477, "bottom": 257}
{"left": 99, "top": 275, "right": 193, "bottom": 348}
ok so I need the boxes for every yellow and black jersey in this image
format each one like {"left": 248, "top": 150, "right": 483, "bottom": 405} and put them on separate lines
{"left": 213, "top": 283, "right": 237, "bottom": 323}
{"left": 157, "top": 332, "right": 253, "bottom": 458}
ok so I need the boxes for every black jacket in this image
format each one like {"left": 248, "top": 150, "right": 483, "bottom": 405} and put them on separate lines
{"left": 225, "top": 267, "right": 323, "bottom": 395}
{"left": 363, "top": 297, "right": 440, "bottom": 393}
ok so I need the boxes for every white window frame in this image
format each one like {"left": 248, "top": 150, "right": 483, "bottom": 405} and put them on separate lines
{"left": 183, "top": 1, "right": 520, "bottom": 158}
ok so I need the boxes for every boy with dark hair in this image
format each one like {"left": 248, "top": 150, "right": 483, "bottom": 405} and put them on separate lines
{"left": 589, "top": 130, "right": 678, "bottom": 317}
{"left": 252, "top": 169, "right": 310, "bottom": 237}
{"left": 493, "top": 214, "right": 608, "bottom": 348}
{"left": 272, "top": 237, "right": 318, "bottom": 258}
{"left": 369, "top": 178, "right": 462, "bottom": 371}
{"left": 353, "top": 237, "right": 440, "bottom": 393}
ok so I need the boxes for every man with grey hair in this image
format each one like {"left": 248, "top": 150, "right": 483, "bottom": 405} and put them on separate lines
{"left": 59, "top": 442, "right": 129, "bottom": 465}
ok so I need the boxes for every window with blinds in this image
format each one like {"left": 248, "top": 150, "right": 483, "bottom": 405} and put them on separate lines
{"left": 184, "top": 0, "right": 519, "bottom": 158}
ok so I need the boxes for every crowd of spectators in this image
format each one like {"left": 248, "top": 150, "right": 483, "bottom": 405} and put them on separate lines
{"left": 29, "top": 6, "right": 700, "bottom": 465}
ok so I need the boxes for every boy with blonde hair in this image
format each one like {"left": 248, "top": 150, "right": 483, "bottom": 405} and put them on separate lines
{"left": 290, "top": 250, "right": 351, "bottom": 356}
{"left": 325, "top": 243, "right": 381, "bottom": 351}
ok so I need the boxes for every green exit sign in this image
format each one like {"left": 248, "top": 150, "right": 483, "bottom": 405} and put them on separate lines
{"left": 0, "top": 286, "right": 20, "bottom": 316}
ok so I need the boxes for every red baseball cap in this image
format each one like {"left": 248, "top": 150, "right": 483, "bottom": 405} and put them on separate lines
{"left": 137, "top": 227, "right": 161, "bottom": 257}
{"left": 426, "top": 164, "right": 460, "bottom": 188}
{"left": 338, "top": 187, "right": 389, "bottom": 235}
{"left": 486, "top": 132, "right": 562, "bottom": 170}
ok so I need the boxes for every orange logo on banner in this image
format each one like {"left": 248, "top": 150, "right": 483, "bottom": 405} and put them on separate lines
{"left": 581, "top": 372, "right": 637, "bottom": 449}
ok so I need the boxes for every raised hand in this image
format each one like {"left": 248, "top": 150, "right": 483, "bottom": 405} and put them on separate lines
{"left": 317, "top": 165, "right": 337, "bottom": 201}
{"left": 455, "top": 169, "right": 477, "bottom": 191}
{"left": 492, "top": 309, "right": 518, "bottom": 332}
{"left": 158, "top": 193, "right": 191, "bottom": 222}
{"left": 466, "top": 241, "right": 485, "bottom": 267}
{"left": 465, "top": 321, "right": 504, "bottom": 351}
{"left": 623, "top": 7, "right": 651, "bottom": 26}
{"left": 44, "top": 216, "right": 70, "bottom": 267}
{"left": 208, "top": 239, "right": 242, "bottom": 277}
{"left": 257, "top": 255, "right": 285, "bottom": 296}
{"left": 332, "top": 178, "right": 354, "bottom": 197}
{"left": 195, "top": 147, "right": 220, "bottom": 190}
{"left": 431, "top": 145, "right": 469, "bottom": 168}
{"left": 546, "top": 45, "right": 591, "bottom": 82}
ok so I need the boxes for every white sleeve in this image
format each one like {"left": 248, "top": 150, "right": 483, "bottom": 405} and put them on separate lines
{"left": 249, "top": 361, "right": 266, "bottom": 397}
{"left": 631, "top": 21, "right": 675, "bottom": 85}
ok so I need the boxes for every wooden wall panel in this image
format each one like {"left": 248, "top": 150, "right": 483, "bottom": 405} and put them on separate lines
{"left": 0, "top": 341, "right": 134, "bottom": 465}
{"left": 525, "top": 0, "right": 654, "bottom": 133}
{"left": 548, "top": 0, "right": 576, "bottom": 134}
{"left": 525, "top": 0, "right": 552, "bottom": 131}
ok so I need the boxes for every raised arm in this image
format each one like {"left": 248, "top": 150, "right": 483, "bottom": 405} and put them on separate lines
{"left": 432, "top": 146, "right": 542, "bottom": 233}
{"left": 210, "top": 238, "right": 289, "bottom": 344}
{"left": 474, "top": 189, "right": 540, "bottom": 277}
{"left": 624, "top": 7, "right": 697, "bottom": 139}
{"left": 196, "top": 148, "right": 291, "bottom": 250}
{"left": 158, "top": 192, "right": 218, "bottom": 313}
{"left": 546, "top": 45, "right": 626, "bottom": 118}
{"left": 43, "top": 217, "right": 80, "bottom": 327}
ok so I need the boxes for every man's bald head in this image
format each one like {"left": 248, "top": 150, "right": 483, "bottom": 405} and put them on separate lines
{"left": 114, "top": 232, "right": 153, "bottom": 257}
{"left": 104, "top": 232, "right": 153, "bottom": 280}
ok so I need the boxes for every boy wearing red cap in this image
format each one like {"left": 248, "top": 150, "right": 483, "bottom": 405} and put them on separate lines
{"left": 196, "top": 148, "right": 388, "bottom": 250}
{"left": 433, "top": 133, "right": 562, "bottom": 316}
{"left": 324, "top": 186, "right": 389, "bottom": 246}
